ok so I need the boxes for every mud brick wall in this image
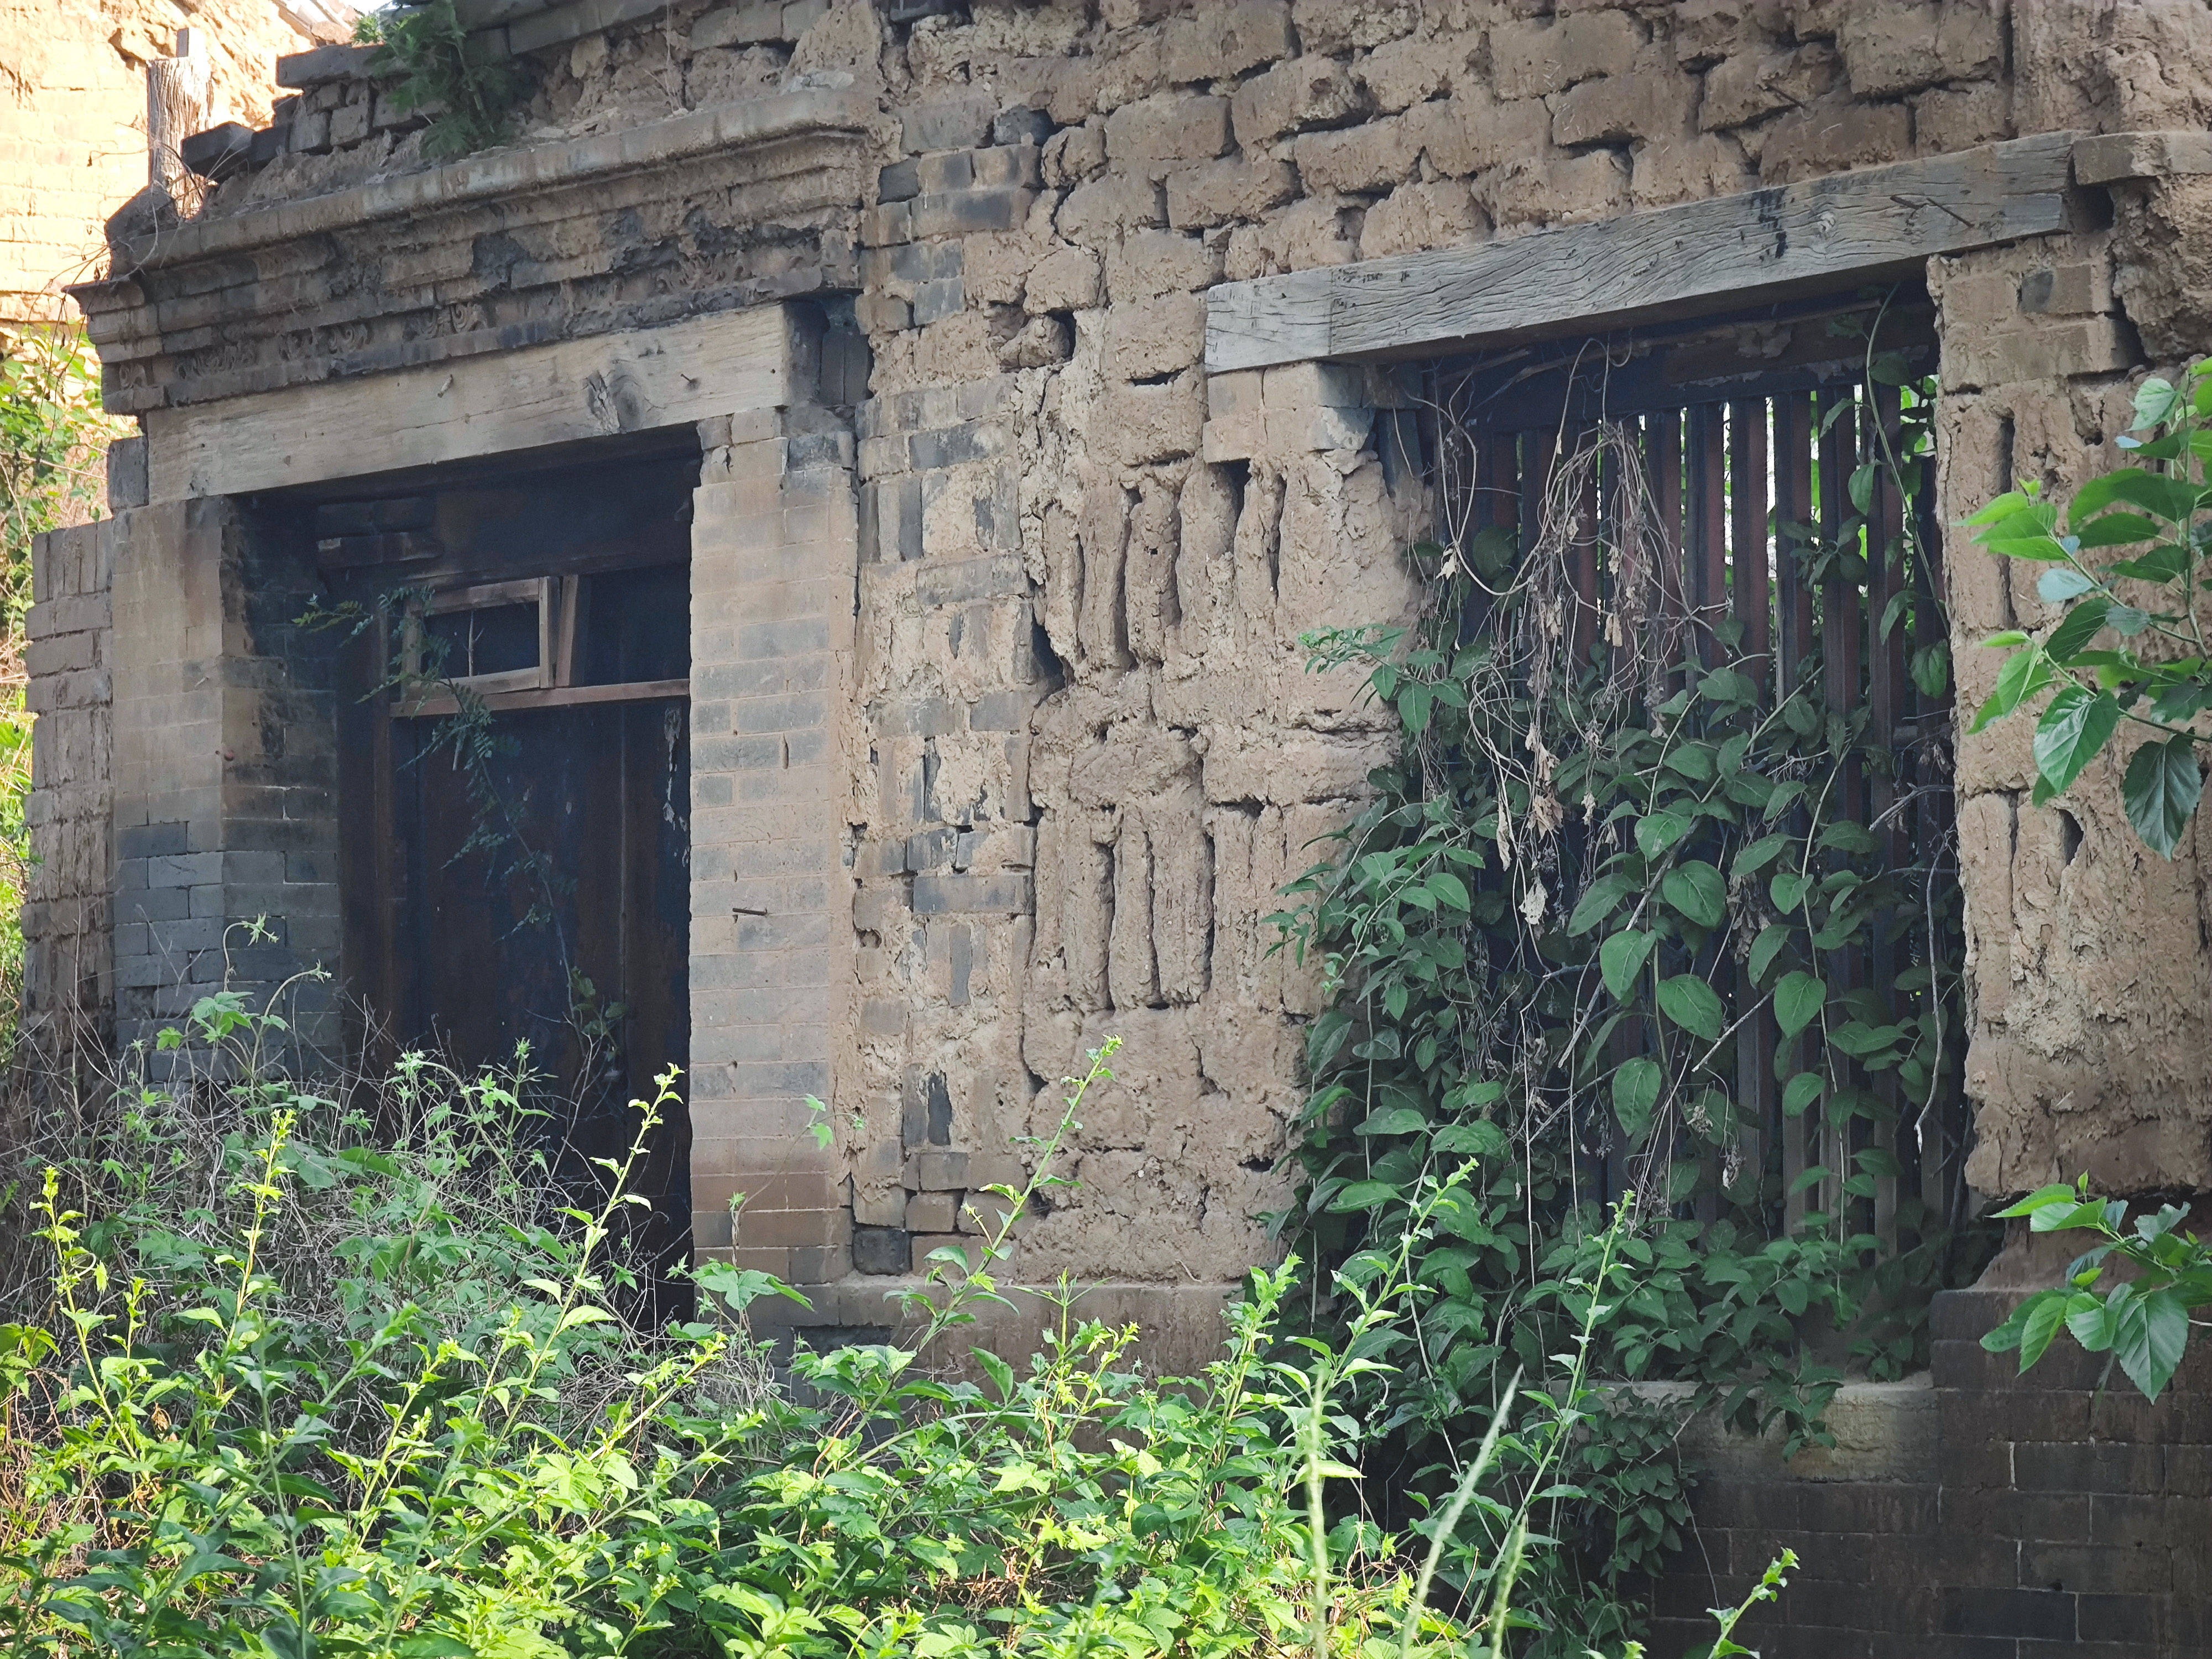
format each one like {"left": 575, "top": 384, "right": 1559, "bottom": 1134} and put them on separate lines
{"left": 1651, "top": 1289, "right": 2212, "bottom": 1659}
{"left": 67, "top": 0, "right": 2212, "bottom": 1270}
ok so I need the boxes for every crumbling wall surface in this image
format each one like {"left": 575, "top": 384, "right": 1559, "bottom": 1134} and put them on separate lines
{"left": 1935, "top": 168, "right": 2212, "bottom": 1199}
{"left": 817, "top": 0, "right": 2050, "bottom": 1286}
{"left": 0, "top": 0, "right": 317, "bottom": 321}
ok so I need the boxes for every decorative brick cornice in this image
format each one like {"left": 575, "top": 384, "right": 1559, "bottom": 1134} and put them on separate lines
{"left": 72, "top": 88, "right": 887, "bottom": 416}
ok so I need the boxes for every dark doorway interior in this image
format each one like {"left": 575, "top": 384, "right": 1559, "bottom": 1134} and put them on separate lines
{"left": 325, "top": 444, "right": 699, "bottom": 1324}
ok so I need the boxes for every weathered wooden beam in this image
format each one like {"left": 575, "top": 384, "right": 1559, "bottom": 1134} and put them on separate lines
{"left": 145, "top": 305, "right": 795, "bottom": 500}
{"left": 1206, "top": 133, "right": 2078, "bottom": 373}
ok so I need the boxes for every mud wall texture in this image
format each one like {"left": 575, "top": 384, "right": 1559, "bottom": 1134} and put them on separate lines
{"left": 1937, "top": 165, "right": 2212, "bottom": 1198}
{"left": 0, "top": 0, "right": 322, "bottom": 322}
{"left": 58, "top": 0, "right": 2212, "bottom": 1296}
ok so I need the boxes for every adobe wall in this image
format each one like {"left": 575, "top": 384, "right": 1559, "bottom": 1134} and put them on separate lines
{"left": 52, "top": 0, "right": 2212, "bottom": 1286}
{"left": 0, "top": 1, "right": 326, "bottom": 324}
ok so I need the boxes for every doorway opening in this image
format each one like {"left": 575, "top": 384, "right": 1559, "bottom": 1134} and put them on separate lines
{"left": 322, "top": 441, "right": 699, "bottom": 1323}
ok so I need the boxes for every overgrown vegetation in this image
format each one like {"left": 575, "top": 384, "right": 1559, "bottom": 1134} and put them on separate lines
{"left": 1968, "top": 356, "right": 2212, "bottom": 854}
{"left": 0, "top": 327, "right": 124, "bottom": 1057}
{"left": 360, "top": 1, "right": 527, "bottom": 161}
{"left": 0, "top": 1006, "right": 1786, "bottom": 1656}
{"left": 1275, "top": 310, "right": 1986, "bottom": 1648}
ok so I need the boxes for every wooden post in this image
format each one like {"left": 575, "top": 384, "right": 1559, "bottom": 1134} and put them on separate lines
{"left": 147, "top": 28, "right": 210, "bottom": 197}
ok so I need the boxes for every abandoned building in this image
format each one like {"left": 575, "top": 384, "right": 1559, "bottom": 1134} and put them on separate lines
{"left": 24, "top": 0, "right": 2212, "bottom": 1651}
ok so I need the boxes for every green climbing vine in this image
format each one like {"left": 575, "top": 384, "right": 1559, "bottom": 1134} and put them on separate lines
{"left": 1274, "top": 299, "right": 1995, "bottom": 1648}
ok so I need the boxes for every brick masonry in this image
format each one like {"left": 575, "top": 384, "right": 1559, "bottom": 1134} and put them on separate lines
{"left": 100, "top": 493, "right": 341, "bottom": 1068}
{"left": 22, "top": 514, "right": 117, "bottom": 1071}
{"left": 1647, "top": 1288, "right": 2212, "bottom": 1659}
{"left": 687, "top": 400, "right": 862, "bottom": 1284}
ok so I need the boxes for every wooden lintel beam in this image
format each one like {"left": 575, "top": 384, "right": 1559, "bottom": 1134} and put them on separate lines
{"left": 1205, "top": 133, "right": 2078, "bottom": 374}
{"left": 395, "top": 678, "right": 688, "bottom": 718}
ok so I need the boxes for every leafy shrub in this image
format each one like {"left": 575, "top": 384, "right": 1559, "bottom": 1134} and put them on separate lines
{"left": 0, "top": 1003, "right": 1786, "bottom": 1656}
{"left": 0, "top": 326, "right": 124, "bottom": 1056}
{"left": 365, "top": 0, "right": 526, "bottom": 160}
{"left": 1967, "top": 359, "right": 2212, "bottom": 854}
{"left": 1981, "top": 1179, "right": 2212, "bottom": 1401}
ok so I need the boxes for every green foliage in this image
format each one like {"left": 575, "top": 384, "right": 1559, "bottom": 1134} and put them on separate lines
{"left": 367, "top": 1, "right": 526, "bottom": 160}
{"left": 1966, "top": 358, "right": 2212, "bottom": 855}
{"left": 0, "top": 1008, "right": 1785, "bottom": 1656}
{"left": 1276, "top": 332, "right": 1985, "bottom": 1647}
{"left": 1980, "top": 1179, "right": 2212, "bottom": 1401}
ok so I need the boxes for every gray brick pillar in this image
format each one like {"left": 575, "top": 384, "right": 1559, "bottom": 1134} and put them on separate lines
{"left": 106, "top": 497, "right": 339, "bottom": 1070}
{"left": 686, "top": 402, "right": 860, "bottom": 1286}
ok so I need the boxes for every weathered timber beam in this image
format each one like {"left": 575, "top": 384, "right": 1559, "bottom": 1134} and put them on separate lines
{"left": 144, "top": 305, "right": 796, "bottom": 500}
{"left": 1205, "top": 132, "right": 2079, "bottom": 373}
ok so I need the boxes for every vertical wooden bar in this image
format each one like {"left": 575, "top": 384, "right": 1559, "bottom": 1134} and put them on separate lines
{"left": 1573, "top": 426, "right": 1601, "bottom": 666}
{"left": 1817, "top": 384, "right": 1865, "bottom": 1234}
{"left": 1730, "top": 398, "right": 1772, "bottom": 691}
{"left": 1866, "top": 382, "right": 1910, "bottom": 1248}
{"left": 1688, "top": 404, "right": 1728, "bottom": 669}
{"left": 1522, "top": 427, "right": 1555, "bottom": 571}
{"left": 1911, "top": 435, "right": 1959, "bottom": 1229}
{"left": 1651, "top": 410, "right": 1687, "bottom": 691}
{"left": 1762, "top": 392, "right": 1816, "bottom": 1233}
{"left": 1774, "top": 393, "right": 1817, "bottom": 703}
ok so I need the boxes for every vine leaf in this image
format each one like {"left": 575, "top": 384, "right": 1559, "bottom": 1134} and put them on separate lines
{"left": 1660, "top": 862, "right": 1726, "bottom": 930}
{"left": 1600, "top": 930, "right": 1657, "bottom": 999}
{"left": 1781, "top": 1072, "right": 1823, "bottom": 1118}
{"left": 2098, "top": 1285, "right": 2192, "bottom": 1400}
{"left": 1635, "top": 811, "right": 1693, "bottom": 859}
{"left": 2043, "top": 597, "right": 2111, "bottom": 666}
{"left": 1748, "top": 924, "right": 1790, "bottom": 985}
{"left": 2031, "top": 686, "right": 2120, "bottom": 800}
{"left": 1769, "top": 872, "right": 1808, "bottom": 914}
{"left": 1968, "top": 645, "right": 2053, "bottom": 733}
{"left": 1568, "top": 874, "right": 1635, "bottom": 935}
{"left": 1773, "top": 972, "right": 1826, "bottom": 1039}
{"left": 1613, "top": 1058, "right": 1663, "bottom": 1139}
{"left": 2036, "top": 567, "right": 2096, "bottom": 604}
{"left": 1657, "top": 975, "right": 1724, "bottom": 1041}
{"left": 2121, "top": 734, "right": 2204, "bottom": 858}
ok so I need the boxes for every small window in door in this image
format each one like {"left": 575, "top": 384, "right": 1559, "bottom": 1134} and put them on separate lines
{"left": 407, "top": 577, "right": 555, "bottom": 693}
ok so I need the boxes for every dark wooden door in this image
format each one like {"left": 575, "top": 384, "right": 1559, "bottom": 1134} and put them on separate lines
{"left": 384, "top": 696, "right": 692, "bottom": 1319}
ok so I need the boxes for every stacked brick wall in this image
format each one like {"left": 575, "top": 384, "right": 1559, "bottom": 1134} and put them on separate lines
{"left": 0, "top": 0, "right": 315, "bottom": 322}
{"left": 106, "top": 494, "right": 341, "bottom": 1067}
{"left": 1651, "top": 1289, "right": 2212, "bottom": 1659}
{"left": 22, "top": 515, "right": 118, "bottom": 1073}
{"left": 687, "top": 394, "right": 865, "bottom": 1284}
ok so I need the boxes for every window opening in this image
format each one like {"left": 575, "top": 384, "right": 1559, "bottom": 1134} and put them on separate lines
{"left": 1417, "top": 289, "right": 1964, "bottom": 1260}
